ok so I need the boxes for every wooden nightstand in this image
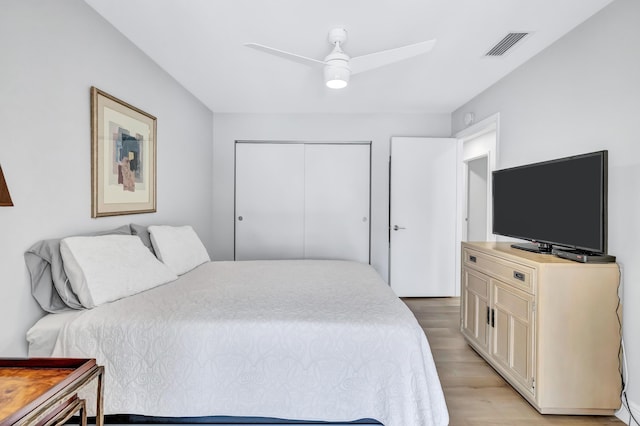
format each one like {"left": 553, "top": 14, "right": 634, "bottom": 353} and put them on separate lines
{"left": 0, "top": 358, "right": 104, "bottom": 426}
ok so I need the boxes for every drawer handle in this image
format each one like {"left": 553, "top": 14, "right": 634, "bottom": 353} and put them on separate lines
{"left": 513, "top": 271, "right": 525, "bottom": 281}
{"left": 469, "top": 255, "right": 477, "bottom": 263}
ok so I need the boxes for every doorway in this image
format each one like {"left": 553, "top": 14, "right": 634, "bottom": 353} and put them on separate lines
{"left": 466, "top": 155, "right": 488, "bottom": 242}
{"left": 457, "top": 115, "right": 499, "bottom": 244}
{"left": 454, "top": 113, "right": 499, "bottom": 296}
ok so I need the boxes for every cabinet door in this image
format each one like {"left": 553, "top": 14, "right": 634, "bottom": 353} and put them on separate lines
{"left": 304, "top": 144, "right": 370, "bottom": 263}
{"left": 491, "top": 280, "right": 535, "bottom": 393}
{"left": 461, "top": 267, "right": 490, "bottom": 352}
{"left": 235, "top": 143, "right": 305, "bottom": 260}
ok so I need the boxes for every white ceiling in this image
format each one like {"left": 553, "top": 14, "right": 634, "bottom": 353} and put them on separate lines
{"left": 84, "top": 0, "right": 613, "bottom": 114}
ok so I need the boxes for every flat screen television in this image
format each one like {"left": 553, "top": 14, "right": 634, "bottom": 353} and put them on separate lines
{"left": 492, "top": 150, "right": 608, "bottom": 255}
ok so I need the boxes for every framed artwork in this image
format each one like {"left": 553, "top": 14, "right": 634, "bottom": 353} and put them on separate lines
{"left": 91, "top": 87, "right": 157, "bottom": 217}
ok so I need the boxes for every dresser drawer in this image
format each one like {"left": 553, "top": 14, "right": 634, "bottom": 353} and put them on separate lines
{"left": 463, "top": 248, "right": 535, "bottom": 293}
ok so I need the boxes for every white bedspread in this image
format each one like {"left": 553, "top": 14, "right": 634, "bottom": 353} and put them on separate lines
{"left": 45, "top": 260, "right": 448, "bottom": 426}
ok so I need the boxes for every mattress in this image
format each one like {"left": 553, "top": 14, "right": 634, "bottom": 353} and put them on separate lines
{"left": 27, "top": 260, "right": 448, "bottom": 426}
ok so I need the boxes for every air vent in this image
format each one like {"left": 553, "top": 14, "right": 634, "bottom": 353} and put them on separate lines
{"left": 485, "top": 32, "right": 529, "bottom": 56}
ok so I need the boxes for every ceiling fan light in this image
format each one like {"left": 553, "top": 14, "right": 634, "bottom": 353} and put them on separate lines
{"left": 324, "top": 65, "right": 349, "bottom": 89}
{"left": 326, "top": 78, "right": 348, "bottom": 89}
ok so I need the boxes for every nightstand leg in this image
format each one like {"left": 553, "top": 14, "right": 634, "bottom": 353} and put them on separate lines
{"left": 95, "top": 366, "right": 104, "bottom": 426}
{"left": 79, "top": 399, "right": 88, "bottom": 426}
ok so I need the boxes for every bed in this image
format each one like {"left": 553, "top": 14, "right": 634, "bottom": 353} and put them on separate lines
{"left": 25, "top": 226, "right": 448, "bottom": 426}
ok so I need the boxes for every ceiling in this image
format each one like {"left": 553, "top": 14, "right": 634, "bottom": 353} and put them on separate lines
{"left": 84, "top": 0, "right": 613, "bottom": 114}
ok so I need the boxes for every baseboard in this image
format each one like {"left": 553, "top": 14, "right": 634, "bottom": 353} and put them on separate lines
{"left": 616, "top": 396, "right": 640, "bottom": 425}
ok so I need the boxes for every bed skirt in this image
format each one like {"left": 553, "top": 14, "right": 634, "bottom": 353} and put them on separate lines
{"left": 98, "top": 414, "right": 382, "bottom": 424}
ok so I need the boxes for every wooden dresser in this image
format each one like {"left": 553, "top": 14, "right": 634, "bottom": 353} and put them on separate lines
{"left": 0, "top": 358, "right": 103, "bottom": 426}
{"left": 460, "top": 242, "right": 621, "bottom": 415}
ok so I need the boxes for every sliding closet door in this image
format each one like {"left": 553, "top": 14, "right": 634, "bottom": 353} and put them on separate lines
{"left": 235, "top": 143, "right": 305, "bottom": 260}
{"left": 304, "top": 144, "right": 370, "bottom": 263}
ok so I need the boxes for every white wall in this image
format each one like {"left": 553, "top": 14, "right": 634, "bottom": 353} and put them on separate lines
{"left": 0, "top": 0, "right": 213, "bottom": 356}
{"left": 462, "top": 130, "right": 497, "bottom": 165}
{"left": 452, "top": 0, "right": 640, "bottom": 419}
{"left": 212, "top": 113, "right": 451, "bottom": 281}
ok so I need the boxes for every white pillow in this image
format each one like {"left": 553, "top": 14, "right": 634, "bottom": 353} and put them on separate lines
{"left": 60, "top": 235, "right": 178, "bottom": 309}
{"left": 148, "top": 225, "right": 210, "bottom": 275}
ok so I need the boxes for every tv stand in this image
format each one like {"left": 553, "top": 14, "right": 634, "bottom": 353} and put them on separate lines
{"left": 510, "top": 242, "right": 554, "bottom": 254}
{"left": 461, "top": 242, "right": 621, "bottom": 415}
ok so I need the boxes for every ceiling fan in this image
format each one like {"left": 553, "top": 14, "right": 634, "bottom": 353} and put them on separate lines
{"left": 245, "top": 28, "right": 436, "bottom": 89}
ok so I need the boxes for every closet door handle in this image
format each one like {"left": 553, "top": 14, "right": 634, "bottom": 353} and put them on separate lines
{"left": 486, "top": 306, "right": 490, "bottom": 325}
{"left": 491, "top": 309, "right": 495, "bottom": 328}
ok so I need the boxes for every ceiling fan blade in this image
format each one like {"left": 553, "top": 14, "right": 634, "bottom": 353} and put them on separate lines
{"left": 350, "top": 39, "right": 436, "bottom": 75}
{"left": 244, "top": 43, "right": 325, "bottom": 67}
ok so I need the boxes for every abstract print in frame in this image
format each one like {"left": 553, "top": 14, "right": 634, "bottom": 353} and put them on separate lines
{"left": 91, "top": 87, "right": 157, "bottom": 217}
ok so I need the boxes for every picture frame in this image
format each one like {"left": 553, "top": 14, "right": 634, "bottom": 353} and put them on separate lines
{"left": 91, "top": 86, "right": 157, "bottom": 217}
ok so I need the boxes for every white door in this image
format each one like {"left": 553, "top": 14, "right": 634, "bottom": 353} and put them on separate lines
{"left": 304, "top": 144, "right": 370, "bottom": 263}
{"left": 390, "top": 137, "right": 457, "bottom": 296}
{"left": 235, "top": 143, "right": 305, "bottom": 260}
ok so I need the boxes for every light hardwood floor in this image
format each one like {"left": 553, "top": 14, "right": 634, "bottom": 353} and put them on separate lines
{"left": 402, "top": 297, "right": 624, "bottom": 426}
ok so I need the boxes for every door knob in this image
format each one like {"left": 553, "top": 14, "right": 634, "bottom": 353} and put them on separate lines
{"left": 393, "top": 225, "right": 406, "bottom": 231}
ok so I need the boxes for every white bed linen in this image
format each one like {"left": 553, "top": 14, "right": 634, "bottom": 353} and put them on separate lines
{"left": 27, "top": 310, "right": 85, "bottom": 357}
{"left": 31, "top": 260, "right": 448, "bottom": 426}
